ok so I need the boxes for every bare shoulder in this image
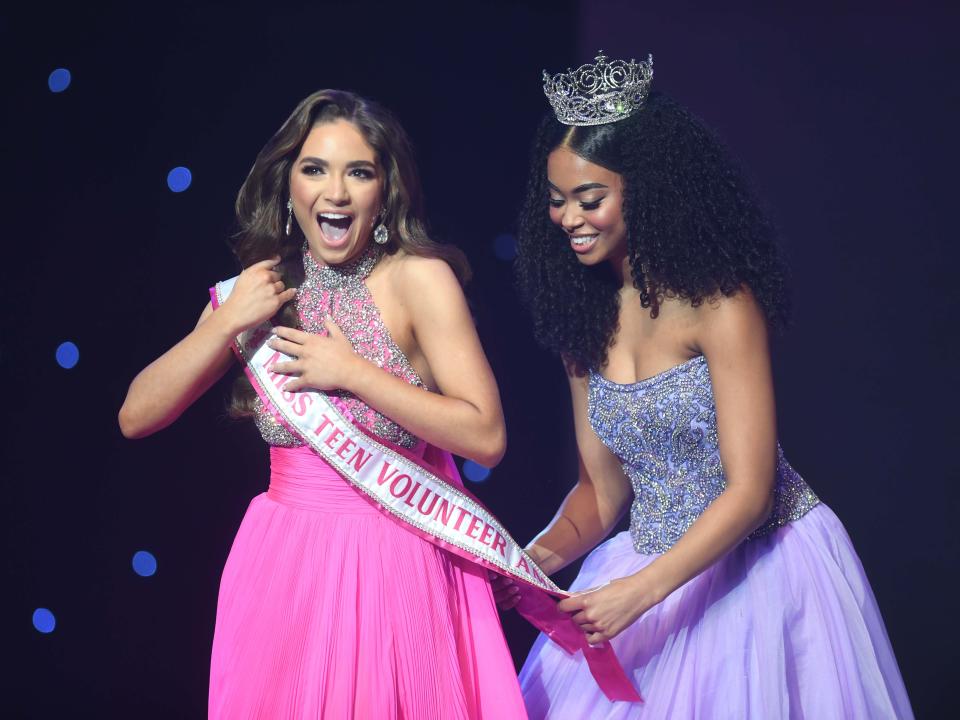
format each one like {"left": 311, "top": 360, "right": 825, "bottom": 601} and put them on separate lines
{"left": 392, "top": 251, "right": 458, "bottom": 282}
{"left": 695, "top": 287, "right": 765, "bottom": 331}
{"left": 563, "top": 355, "right": 588, "bottom": 384}
{"left": 692, "top": 286, "right": 769, "bottom": 353}
{"left": 390, "top": 252, "right": 463, "bottom": 304}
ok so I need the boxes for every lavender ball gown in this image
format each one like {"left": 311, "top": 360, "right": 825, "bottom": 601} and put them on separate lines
{"left": 519, "top": 356, "right": 913, "bottom": 719}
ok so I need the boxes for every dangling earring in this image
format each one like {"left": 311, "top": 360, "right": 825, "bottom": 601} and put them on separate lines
{"left": 285, "top": 198, "right": 293, "bottom": 237}
{"left": 373, "top": 212, "right": 389, "bottom": 245}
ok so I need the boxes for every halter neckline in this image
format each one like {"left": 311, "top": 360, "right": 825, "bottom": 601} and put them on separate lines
{"left": 302, "top": 242, "right": 383, "bottom": 289}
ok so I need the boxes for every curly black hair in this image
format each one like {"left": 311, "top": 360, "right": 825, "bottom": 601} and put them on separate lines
{"left": 515, "top": 92, "right": 789, "bottom": 376}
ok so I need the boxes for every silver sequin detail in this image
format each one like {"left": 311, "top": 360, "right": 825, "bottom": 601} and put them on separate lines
{"left": 254, "top": 244, "right": 426, "bottom": 449}
{"left": 587, "top": 355, "right": 819, "bottom": 554}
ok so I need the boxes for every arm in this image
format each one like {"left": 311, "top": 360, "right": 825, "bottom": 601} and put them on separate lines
{"left": 118, "top": 301, "right": 236, "bottom": 438}
{"left": 492, "top": 364, "right": 633, "bottom": 610}
{"left": 527, "top": 366, "right": 634, "bottom": 575}
{"left": 640, "top": 290, "right": 777, "bottom": 593}
{"left": 559, "top": 290, "right": 778, "bottom": 643}
{"left": 269, "top": 257, "right": 507, "bottom": 466}
{"left": 118, "top": 256, "right": 296, "bottom": 438}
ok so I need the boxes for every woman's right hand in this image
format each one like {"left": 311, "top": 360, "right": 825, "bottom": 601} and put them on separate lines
{"left": 219, "top": 256, "right": 298, "bottom": 334}
{"left": 489, "top": 571, "right": 522, "bottom": 611}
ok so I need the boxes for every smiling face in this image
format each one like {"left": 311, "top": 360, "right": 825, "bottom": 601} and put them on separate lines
{"left": 289, "top": 118, "right": 383, "bottom": 266}
{"left": 547, "top": 146, "right": 627, "bottom": 267}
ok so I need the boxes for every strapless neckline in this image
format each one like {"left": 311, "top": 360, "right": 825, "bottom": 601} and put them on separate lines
{"left": 592, "top": 355, "right": 706, "bottom": 391}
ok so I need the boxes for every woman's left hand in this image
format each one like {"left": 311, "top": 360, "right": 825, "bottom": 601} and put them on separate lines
{"left": 267, "top": 318, "right": 361, "bottom": 392}
{"left": 557, "top": 570, "right": 665, "bottom": 645}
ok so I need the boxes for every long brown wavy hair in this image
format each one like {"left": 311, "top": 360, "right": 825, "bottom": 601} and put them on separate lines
{"left": 229, "top": 89, "right": 469, "bottom": 416}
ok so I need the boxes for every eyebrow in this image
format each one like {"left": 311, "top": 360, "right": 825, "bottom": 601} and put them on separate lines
{"left": 299, "top": 156, "right": 377, "bottom": 170}
{"left": 547, "top": 181, "right": 609, "bottom": 194}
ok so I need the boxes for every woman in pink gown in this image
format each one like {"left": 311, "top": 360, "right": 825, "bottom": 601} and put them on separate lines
{"left": 120, "top": 89, "right": 526, "bottom": 719}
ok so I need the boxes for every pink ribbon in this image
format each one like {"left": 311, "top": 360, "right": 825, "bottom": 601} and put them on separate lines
{"left": 516, "top": 585, "right": 642, "bottom": 702}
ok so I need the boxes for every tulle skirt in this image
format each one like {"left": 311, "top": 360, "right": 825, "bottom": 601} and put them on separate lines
{"left": 519, "top": 504, "right": 912, "bottom": 719}
{"left": 209, "top": 445, "right": 526, "bottom": 719}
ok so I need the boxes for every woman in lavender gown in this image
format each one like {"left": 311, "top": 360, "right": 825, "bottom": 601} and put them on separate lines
{"left": 493, "top": 53, "right": 913, "bottom": 719}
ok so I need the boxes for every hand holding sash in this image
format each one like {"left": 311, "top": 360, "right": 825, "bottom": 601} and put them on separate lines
{"left": 219, "top": 256, "right": 297, "bottom": 334}
{"left": 490, "top": 570, "right": 523, "bottom": 610}
{"left": 268, "top": 319, "right": 360, "bottom": 392}
{"left": 558, "top": 572, "right": 664, "bottom": 646}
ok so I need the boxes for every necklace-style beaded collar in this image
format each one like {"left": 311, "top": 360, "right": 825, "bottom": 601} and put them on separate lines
{"left": 302, "top": 242, "right": 383, "bottom": 290}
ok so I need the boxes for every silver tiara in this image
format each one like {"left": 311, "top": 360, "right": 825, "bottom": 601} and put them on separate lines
{"left": 542, "top": 52, "right": 653, "bottom": 127}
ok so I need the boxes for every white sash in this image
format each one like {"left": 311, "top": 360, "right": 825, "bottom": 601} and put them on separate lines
{"left": 213, "top": 276, "right": 562, "bottom": 594}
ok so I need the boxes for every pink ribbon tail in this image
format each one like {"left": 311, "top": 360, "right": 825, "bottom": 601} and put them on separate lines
{"left": 516, "top": 588, "right": 643, "bottom": 703}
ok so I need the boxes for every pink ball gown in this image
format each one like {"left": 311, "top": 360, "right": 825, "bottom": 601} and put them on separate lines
{"left": 208, "top": 245, "right": 526, "bottom": 719}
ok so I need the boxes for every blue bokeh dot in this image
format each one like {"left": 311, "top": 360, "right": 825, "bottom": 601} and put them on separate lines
{"left": 48, "top": 68, "right": 71, "bottom": 93}
{"left": 33, "top": 608, "right": 56, "bottom": 633}
{"left": 166, "top": 166, "right": 192, "bottom": 193}
{"left": 493, "top": 233, "right": 517, "bottom": 261}
{"left": 132, "top": 550, "right": 158, "bottom": 577}
{"left": 463, "top": 460, "right": 491, "bottom": 483}
{"left": 56, "top": 341, "right": 79, "bottom": 369}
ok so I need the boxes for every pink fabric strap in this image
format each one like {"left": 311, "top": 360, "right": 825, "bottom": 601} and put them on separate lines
{"left": 517, "top": 583, "right": 642, "bottom": 702}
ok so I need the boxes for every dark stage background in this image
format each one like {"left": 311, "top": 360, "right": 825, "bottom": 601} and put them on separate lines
{"left": 4, "top": 1, "right": 956, "bottom": 717}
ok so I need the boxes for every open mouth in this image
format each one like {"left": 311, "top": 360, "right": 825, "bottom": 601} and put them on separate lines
{"left": 317, "top": 212, "right": 353, "bottom": 245}
{"left": 569, "top": 234, "right": 599, "bottom": 253}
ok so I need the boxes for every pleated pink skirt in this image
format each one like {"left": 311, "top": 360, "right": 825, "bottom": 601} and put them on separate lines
{"left": 209, "top": 445, "right": 527, "bottom": 719}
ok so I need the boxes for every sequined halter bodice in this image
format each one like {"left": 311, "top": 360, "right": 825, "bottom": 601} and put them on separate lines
{"left": 588, "top": 355, "right": 819, "bottom": 554}
{"left": 254, "top": 244, "right": 425, "bottom": 450}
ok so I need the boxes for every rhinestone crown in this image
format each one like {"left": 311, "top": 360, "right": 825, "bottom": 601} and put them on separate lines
{"left": 543, "top": 51, "right": 653, "bottom": 127}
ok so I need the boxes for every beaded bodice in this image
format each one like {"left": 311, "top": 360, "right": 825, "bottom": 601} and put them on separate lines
{"left": 254, "top": 244, "right": 425, "bottom": 450}
{"left": 587, "top": 355, "right": 819, "bottom": 554}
